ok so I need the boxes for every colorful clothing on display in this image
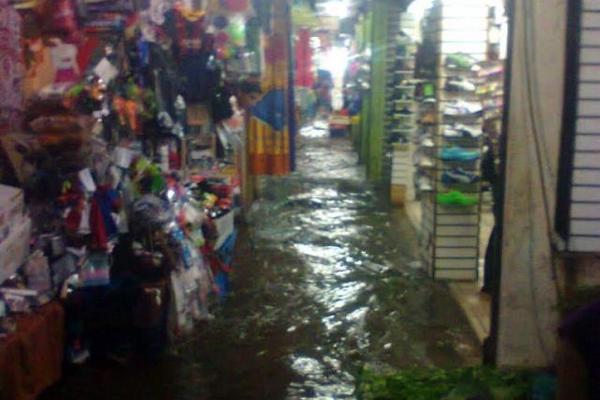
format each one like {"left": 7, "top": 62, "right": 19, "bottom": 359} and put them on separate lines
{"left": 50, "top": 0, "right": 79, "bottom": 35}
{"left": 223, "top": 0, "right": 249, "bottom": 12}
{"left": 51, "top": 41, "right": 79, "bottom": 83}
{"left": 0, "top": 0, "right": 24, "bottom": 133}
{"left": 247, "top": 0, "right": 291, "bottom": 175}
{"left": 295, "top": 28, "right": 313, "bottom": 88}
{"left": 174, "top": 9, "right": 206, "bottom": 57}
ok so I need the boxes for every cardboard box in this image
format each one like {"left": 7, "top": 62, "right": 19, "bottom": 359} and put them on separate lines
{"left": 0, "top": 184, "right": 24, "bottom": 244}
{"left": 0, "top": 216, "right": 31, "bottom": 284}
{"left": 390, "top": 184, "right": 407, "bottom": 207}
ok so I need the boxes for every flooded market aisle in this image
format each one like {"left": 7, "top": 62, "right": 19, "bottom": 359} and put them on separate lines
{"left": 41, "top": 126, "right": 480, "bottom": 400}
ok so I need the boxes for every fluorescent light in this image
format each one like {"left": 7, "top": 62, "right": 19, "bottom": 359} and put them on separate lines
{"left": 317, "top": 0, "right": 350, "bottom": 18}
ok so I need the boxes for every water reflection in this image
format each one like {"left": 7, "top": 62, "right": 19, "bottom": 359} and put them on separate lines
{"left": 243, "top": 128, "right": 481, "bottom": 398}
{"left": 42, "top": 127, "right": 480, "bottom": 400}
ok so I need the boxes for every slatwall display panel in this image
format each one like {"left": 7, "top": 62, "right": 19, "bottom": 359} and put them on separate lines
{"left": 576, "top": 118, "right": 600, "bottom": 133}
{"left": 392, "top": 178, "right": 411, "bottom": 185}
{"left": 437, "top": 214, "right": 480, "bottom": 225}
{"left": 440, "top": 42, "right": 487, "bottom": 56}
{"left": 436, "top": 236, "right": 479, "bottom": 247}
{"left": 393, "top": 157, "right": 411, "bottom": 165}
{"left": 392, "top": 163, "right": 411, "bottom": 172}
{"left": 440, "top": 0, "right": 489, "bottom": 18}
{"left": 440, "top": 19, "right": 488, "bottom": 32}
{"left": 572, "top": 186, "right": 600, "bottom": 201}
{"left": 582, "top": 10, "right": 600, "bottom": 26}
{"left": 570, "top": 237, "right": 600, "bottom": 252}
{"left": 425, "top": 0, "right": 486, "bottom": 281}
{"left": 578, "top": 83, "right": 600, "bottom": 99}
{"left": 574, "top": 153, "right": 600, "bottom": 168}
{"left": 392, "top": 169, "right": 410, "bottom": 176}
{"left": 570, "top": 203, "right": 600, "bottom": 219}
{"left": 573, "top": 169, "right": 600, "bottom": 185}
{"left": 575, "top": 135, "right": 600, "bottom": 150}
{"left": 435, "top": 247, "right": 478, "bottom": 258}
{"left": 570, "top": 220, "right": 600, "bottom": 235}
{"left": 435, "top": 269, "right": 478, "bottom": 280}
{"left": 437, "top": 225, "right": 479, "bottom": 236}
{"left": 580, "top": 48, "right": 600, "bottom": 64}
{"left": 439, "top": 30, "right": 488, "bottom": 43}
{"left": 583, "top": 0, "right": 600, "bottom": 11}
{"left": 564, "top": 0, "right": 600, "bottom": 257}
{"left": 437, "top": 205, "right": 479, "bottom": 215}
{"left": 434, "top": 258, "right": 479, "bottom": 269}
{"left": 392, "top": 177, "right": 411, "bottom": 184}
{"left": 392, "top": 169, "right": 411, "bottom": 176}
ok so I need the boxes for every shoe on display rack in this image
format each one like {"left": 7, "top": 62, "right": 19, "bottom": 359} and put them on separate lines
{"left": 418, "top": 177, "right": 433, "bottom": 191}
{"left": 443, "top": 124, "right": 482, "bottom": 139}
{"left": 397, "top": 124, "right": 414, "bottom": 131}
{"left": 387, "top": 133, "right": 408, "bottom": 144}
{"left": 437, "top": 190, "right": 479, "bottom": 206}
{"left": 482, "top": 98, "right": 503, "bottom": 112}
{"left": 420, "top": 136, "right": 435, "bottom": 148}
{"left": 394, "top": 90, "right": 413, "bottom": 99}
{"left": 395, "top": 94, "right": 413, "bottom": 103}
{"left": 445, "top": 77, "right": 477, "bottom": 92}
{"left": 420, "top": 112, "right": 437, "bottom": 125}
{"left": 476, "top": 65, "right": 503, "bottom": 78}
{"left": 476, "top": 81, "right": 500, "bottom": 95}
{"left": 420, "top": 81, "right": 436, "bottom": 99}
{"left": 418, "top": 156, "right": 435, "bottom": 168}
{"left": 439, "top": 146, "right": 480, "bottom": 161}
{"left": 444, "top": 100, "right": 483, "bottom": 117}
{"left": 444, "top": 53, "right": 479, "bottom": 71}
{"left": 442, "top": 168, "right": 480, "bottom": 184}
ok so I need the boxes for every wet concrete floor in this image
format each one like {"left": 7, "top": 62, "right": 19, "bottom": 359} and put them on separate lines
{"left": 41, "top": 127, "right": 480, "bottom": 399}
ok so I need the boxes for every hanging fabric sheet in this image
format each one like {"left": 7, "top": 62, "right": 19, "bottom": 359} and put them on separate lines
{"left": 295, "top": 27, "right": 314, "bottom": 88}
{"left": 247, "top": 0, "right": 291, "bottom": 175}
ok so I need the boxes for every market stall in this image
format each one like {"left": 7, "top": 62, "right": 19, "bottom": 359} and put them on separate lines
{"left": 0, "top": 0, "right": 285, "bottom": 396}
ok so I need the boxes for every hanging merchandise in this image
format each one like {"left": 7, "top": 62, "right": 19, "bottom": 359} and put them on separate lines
{"left": 172, "top": 7, "right": 207, "bottom": 57}
{"left": 51, "top": 39, "right": 80, "bottom": 85}
{"left": 211, "top": 86, "right": 234, "bottom": 123}
{"left": 291, "top": 4, "right": 319, "bottom": 28}
{"left": 295, "top": 28, "right": 314, "bottom": 88}
{"left": 0, "top": 0, "right": 24, "bottom": 134}
{"left": 164, "top": 7, "right": 221, "bottom": 103}
{"left": 247, "top": 0, "right": 293, "bottom": 175}
{"left": 213, "top": 14, "right": 229, "bottom": 30}
{"left": 40, "top": 0, "right": 79, "bottom": 37}
{"left": 23, "top": 39, "right": 56, "bottom": 100}
{"left": 245, "top": 16, "right": 260, "bottom": 53}
{"left": 252, "top": 0, "right": 271, "bottom": 34}
{"left": 215, "top": 30, "right": 231, "bottom": 60}
{"left": 226, "top": 16, "right": 246, "bottom": 47}
{"left": 222, "top": 0, "right": 249, "bottom": 13}
{"left": 0, "top": 0, "right": 251, "bottom": 388}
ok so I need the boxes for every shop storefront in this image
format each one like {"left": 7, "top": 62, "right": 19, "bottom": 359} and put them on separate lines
{"left": 0, "top": 0, "right": 293, "bottom": 398}
{"left": 343, "top": 0, "right": 508, "bottom": 345}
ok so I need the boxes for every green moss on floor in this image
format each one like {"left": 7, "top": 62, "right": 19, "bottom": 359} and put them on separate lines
{"left": 356, "top": 366, "right": 537, "bottom": 400}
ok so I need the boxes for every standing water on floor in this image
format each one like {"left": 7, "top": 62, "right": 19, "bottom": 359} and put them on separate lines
{"left": 42, "top": 126, "right": 480, "bottom": 400}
